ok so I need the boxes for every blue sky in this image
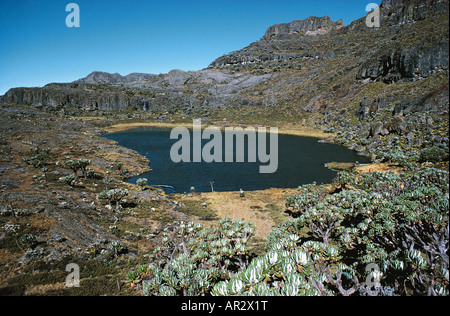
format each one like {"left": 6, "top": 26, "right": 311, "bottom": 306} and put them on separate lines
{"left": 0, "top": 0, "right": 381, "bottom": 95}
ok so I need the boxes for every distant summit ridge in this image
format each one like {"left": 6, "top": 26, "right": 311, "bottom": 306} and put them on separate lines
{"left": 264, "top": 16, "right": 344, "bottom": 38}
{"left": 76, "top": 71, "right": 157, "bottom": 84}
{"left": 2, "top": 0, "right": 448, "bottom": 132}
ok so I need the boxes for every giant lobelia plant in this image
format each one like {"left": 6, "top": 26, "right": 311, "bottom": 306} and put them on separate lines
{"left": 142, "top": 217, "right": 255, "bottom": 296}
{"left": 213, "top": 167, "right": 448, "bottom": 296}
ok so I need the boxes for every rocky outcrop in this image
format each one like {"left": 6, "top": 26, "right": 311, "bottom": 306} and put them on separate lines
{"left": 75, "top": 71, "right": 158, "bottom": 84}
{"left": 382, "top": 0, "right": 449, "bottom": 26}
{"left": 3, "top": 86, "right": 139, "bottom": 111}
{"left": 1, "top": 0, "right": 448, "bottom": 125}
{"left": 381, "top": 0, "right": 404, "bottom": 8}
{"left": 264, "top": 16, "right": 344, "bottom": 38}
{"left": 356, "top": 0, "right": 449, "bottom": 81}
{"left": 209, "top": 16, "right": 346, "bottom": 69}
{"left": 357, "top": 41, "right": 449, "bottom": 80}
{"left": 2, "top": 70, "right": 275, "bottom": 111}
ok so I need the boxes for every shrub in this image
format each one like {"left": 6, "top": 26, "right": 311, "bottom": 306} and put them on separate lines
{"left": 212, "top": 241, "right": 348, "bottom": 296}
{"left": 19, "top": 234, "right": 37, "bottom": 247}
{"left": 286, "top": 183, "right": 325, "bottom": 214}
{"left": 108, "top": 240, "right": 124, "bottom": 258}
{"left": 214, "top": 167, "right": 449, "bottom": 296}
{"left": 58, "top": 174, "right": 76, "bottom": 186}
{"left": 280, "top": 168, "right": 448, "bottom": 295}
{"left": 64, "top": 159, "right": 92, "bottom": 179}
{"left": 138, "top": 167, "right": 448, "bottom": 296}
{"left": 419, "top": 146, "right": 448, "bottom": 163}
{"left": 3, "top": 223, "right": 21, "bottom": 236}
{"left": 376, "top": 148, "right": 419, "bottom": 167}
{"left": 22, "top": 146, "right": 50, "bottom": 168}
{"left": 85, "top": 168, "right": 102, "bottom": 179}
{"left": 141, "top": 217, "right": 255, "bottom": 296}
{"left": 97, "top": 189, "right": 128, "bottom": 210}
{"left": 126, "top": 270, "right": 141, "bottom": 285}
{"left": 136, "top": 178, "right": 148, "bottom": 189}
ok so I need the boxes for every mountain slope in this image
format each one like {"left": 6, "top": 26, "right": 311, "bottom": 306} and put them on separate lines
{"left": 2, "top": 0, "right": 449, "bottom": 160}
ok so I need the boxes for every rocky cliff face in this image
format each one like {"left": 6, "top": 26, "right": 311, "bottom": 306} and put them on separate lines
{"left": 356, "top": 0, "right": 449, "bottom": 81}
{"left": 382, "top": 0, "right": 448, "bottom": 24}
{"left": 2, "top": 70, "right": 276, "bottom": 112}
{"left": 75, "top": 71, "right": 158, "bottom": 85}
{"left": 209, "top": 16, "right": 346, "bottom": 69}
{"left": 2, "top": 0, "right": 449, "bottom": 143}
{"left": 210, "top": 1, "right": 449, "bottom": 75}
{"left": 356, "top": 38, "right": 449, "bottom": 80}
{"left": 264, "top": 16, "right": 344, "bottom": 38}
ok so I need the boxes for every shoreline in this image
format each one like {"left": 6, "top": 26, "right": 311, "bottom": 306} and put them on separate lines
{"left": 103, "top": 120, "right": 335, "bottom": 139}
{"left": 99, "top": 118, "right": 380, "bottom": 197}
{"left": 95, "top": 118, "right": 394, "bottom": 201}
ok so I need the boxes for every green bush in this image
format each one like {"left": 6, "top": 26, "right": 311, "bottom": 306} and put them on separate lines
{"left": 22, "top": 146, "right": 50, "bottom": 168}
{"left": 58, "top": 174, "right": 76, "bottom": 186}
{"left": 286, "top": 183, "right": 326, "bottom": 214}
{"left": 138, "top": 167, "right": 448, "bottom": 296}
{"left": 376, "top": 148, "right": 420, "bottom": 167}
{"left": 97, "top": 189, "right": 128, "bottom": 210}
{"left": 136, "top": 178, "right": 148, "bottom": 189}
{"left": 64, "top": 159, "right": 92, "bottom": 179}
{"left": 140, "top": 217, "right": 255, "bottom": 296}
{"left": 419, "top": 146, "right": 448, "bottom": 163}
{"left": 19, "top": 234, "right": 37, "bottom": 247}
{"left": 215, "top": 167, "right": 449, "bottom": 296}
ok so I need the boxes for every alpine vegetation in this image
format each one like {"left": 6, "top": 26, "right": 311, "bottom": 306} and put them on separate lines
{"left": 129, "top": 166, "right": 448, "bottom": 296}
{"left": 210, "top": 167, "right": 449, "bottom": 296}
{"left": 0, "top": 0, "right": 448, "bottom": 298}
{"left": 141, "top": 217, "right": 255, "bottom": 296}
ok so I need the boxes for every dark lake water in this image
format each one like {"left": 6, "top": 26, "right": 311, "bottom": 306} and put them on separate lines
{"left": 102, "top": 127, "right": 370, "bottom": 193}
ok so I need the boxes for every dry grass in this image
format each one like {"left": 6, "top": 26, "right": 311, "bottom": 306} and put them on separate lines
{"left": 277, "top": 123, "right": 335, "bottom": 139}
{"left": 106, "top": 120, "right": 332, "bottom": 139}
{"left": 106, "top": 122, "right": 194, "bottom": 133}
{"left": 196, "top": 188, "right": 297, "bottom": 239}
{"left": 24, "top": 282, "right": 67, "bottom": 296}
{"left": 354, "top": 163, "right": 403, "bottom": 174}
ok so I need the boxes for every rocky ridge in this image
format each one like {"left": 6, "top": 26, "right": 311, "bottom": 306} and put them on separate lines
{"left": 1, "top": 0, "right": 449, "bottom": 160}
{"left": 263, "top": 16, "right": 344, "bottom": 38}
{"left": 0, "top": 0, "right": 448, "bottom": 296}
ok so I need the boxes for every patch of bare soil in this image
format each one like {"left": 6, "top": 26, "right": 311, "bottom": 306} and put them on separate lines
{"left": 198, "top": 188, "right": 297, "bottom": 239}
{"left": 354, "top": 162, "right": 403, "bottom": 174}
